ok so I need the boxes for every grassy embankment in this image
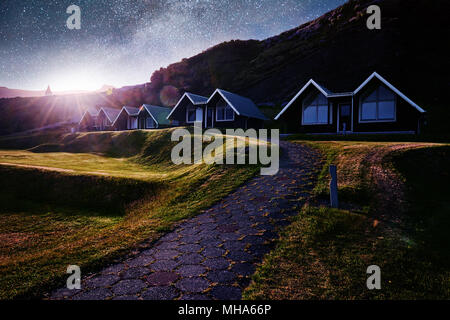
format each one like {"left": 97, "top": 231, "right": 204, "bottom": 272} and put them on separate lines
{"left": 0, "top": 129, "right": 262, "bottom": 299}
{"left": 244, "top": 138, "right": 450, "bottom": 299}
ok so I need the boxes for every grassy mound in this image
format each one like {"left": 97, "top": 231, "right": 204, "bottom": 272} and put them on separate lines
{"left": 245, "top": 140, "right": 450, "bottom": 300}
{"left": 0, "top": 129, "right": 259, "bottom": 299}
{"left": 0, "top": 166, "right": 162, "bottom": 215}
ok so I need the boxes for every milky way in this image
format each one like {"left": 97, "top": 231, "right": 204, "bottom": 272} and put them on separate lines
{"left": 0, "top": 0, "right": 346, "bottom": 91}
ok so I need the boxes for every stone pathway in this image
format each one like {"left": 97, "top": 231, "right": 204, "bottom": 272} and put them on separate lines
{"left": 50, "top": 141, "right": 321, "bottom": 300}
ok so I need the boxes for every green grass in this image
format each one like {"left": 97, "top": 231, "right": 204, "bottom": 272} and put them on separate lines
{"left": 244, "top": 140, "right": 450, "bottom": 300}
{"left": 0, "top": 129, "right": 261, "bottom": 299}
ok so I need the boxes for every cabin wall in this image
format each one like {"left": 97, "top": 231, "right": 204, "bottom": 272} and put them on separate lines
{"left": 114, "top": 112, "right": 128, "bottom": 131}
{"left": 138, "top": 110, "right": 157, "bottom": 129}
{"left": 168, "top": 99, "right": 201, "bottom": 126}
{"left": 353, "top": 79, "right": 421, "bottom": 133}
{"left": 278, "top": 86, "right": 336, "bottom": 134}
{"left": 206, "top": 95, "right": 264, "bottom": 130}
{"left": 96, "top": 112, "right": 113, "bottom": 131}
{"left": 79, "top": 113, "right": 96, "bottom": 131}
{"left": 352, "top": 96, "right": 421, "bottom": 133}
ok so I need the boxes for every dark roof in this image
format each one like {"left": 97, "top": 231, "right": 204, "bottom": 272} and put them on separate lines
{"left": 210, "top": 89, "right": 268, "bottom": 121}
{"left": 142, "top": 105, "right": 172, "bottom": 126}
{"left": 78, "top": 107, "right": 100, "bottom": 125}
{"left": 111, "top": 106, "right": 140, "bottom": 125}
{"left": 123, "top": 106, "right": 140, "bottom": 116}
{"left": 185, "top": 92, "right": 208, "bottom": 105}
{"left": 86, "top": 107, "right": 100, "bottom": 116}
{"left": 100, "top": 107, "right": 121, "bottom": 124}
{"left": 314, "top": 82, "right": 333, "bottom": 95}
{"left": 167, "top": 92, "right": 208, "bottom": 120}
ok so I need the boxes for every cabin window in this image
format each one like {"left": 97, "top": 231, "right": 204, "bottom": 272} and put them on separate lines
{"left": 146, "top": 117, "right": 155, "bottom": 128}
{"left": 302, "top": 93, "right": 329, "bottom": 125}
{"left": 360, "top": 85, "right": 396, "bottom": 122}
{"left": 186, "top": 107, "right": 196, "bottom": 123}
{"left": 216, "top": 102, "right": 234, "bottom": 121}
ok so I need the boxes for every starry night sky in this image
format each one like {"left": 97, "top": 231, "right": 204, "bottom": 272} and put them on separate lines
{"left": 0, "top": 0, "right": 346, "bottom": 91}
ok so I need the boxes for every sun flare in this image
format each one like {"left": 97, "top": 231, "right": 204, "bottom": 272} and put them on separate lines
{"left": 48, "top": 71, "right": 105, "bottom": 92}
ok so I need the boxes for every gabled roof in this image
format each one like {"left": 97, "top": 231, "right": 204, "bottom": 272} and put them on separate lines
{"left": 86, "top": 106, "right": 100, "bottom": 116}
{"left": 275, "top": 80, "right": 331, "bottom": 120}
{"left": 99, "top": 107, "right": 121, "bottom": 124}
{"left": 354, "top": 72, "right": 425, "bottom": 113}
{"left": 167, "top": 92, "right": 208, "bottom": 119}
{"left": 275, "top": 72, "right": 425, "bottom": 120}
{"left": 186, "top": 92, "right": 208, "bottom": 105}
{"left": 123, "top": 106, "right": 140, "bottom": 116}
{"left": 141, "top": 104, "right": 171, "bottom": 126}
{"left": 112, "top": 106, "right": 140, "bottom": 125}
{"left": 78, "top": 107, "right": 100, "bottom": 125}
{"left": 208, "top": 89, "right": 268, "bottom": 121}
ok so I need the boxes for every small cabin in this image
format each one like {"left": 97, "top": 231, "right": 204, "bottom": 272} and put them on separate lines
{"left": 96, "top": 107, "right": 121, "bottom": 131}
{"left": 78, "top": 107, "right": 100, "bottom": 131}
{"left": 167, "top": 90, "right": 267, "bottom": 129}
{"left": 136, "top": 105, "right": 173, "bottom": 129}
{"left": 275, "top": 72, "right": 426, "bottom": 134}
{"left": 113, "top": 106, "right": 140, "bottom": 131}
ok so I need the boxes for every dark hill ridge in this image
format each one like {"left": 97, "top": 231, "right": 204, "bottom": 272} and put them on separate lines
{"left": 0, "top": 0, "right": 449, "bottom": 135}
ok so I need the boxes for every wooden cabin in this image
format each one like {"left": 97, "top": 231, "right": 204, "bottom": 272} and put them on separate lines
{"left": 136, "top": 104, "right": 173, "bottom": 129}
{"left": 78, "top": 107, "right": 100, "bottom": 131}
{"left": 113, "top": 106, "right": 140, "bottom": 131}
{"left": 275, "top": 72, "right": 426, "bottom": 134}
{"left": 95, "top": 107, "right": 121, "bottom": 131}
{"left": 167, "top": 90, "right": 267, "bottom": 129}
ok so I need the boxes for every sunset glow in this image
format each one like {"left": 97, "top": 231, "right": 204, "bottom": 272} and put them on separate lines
{"left": 46, "top": 70, "right": 106, "bottom": 92}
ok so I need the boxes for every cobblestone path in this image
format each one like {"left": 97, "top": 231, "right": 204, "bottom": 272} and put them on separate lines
{"left": 51, "top": 141, "right": 322, "bottom": 300}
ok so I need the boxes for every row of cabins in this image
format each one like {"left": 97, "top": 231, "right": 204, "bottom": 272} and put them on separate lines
{"left": 79, "top": 72, "right": 426, "bottom": 134}
{"left": 79, "top": 105, "right": 175, "bottom": 131}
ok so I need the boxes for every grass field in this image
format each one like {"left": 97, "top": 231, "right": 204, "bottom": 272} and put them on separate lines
{"left": 244, "top": 140, "right": 450, "bottom": 299}
{"left": 0, "top": 129, "right": 261, "bottom": 299}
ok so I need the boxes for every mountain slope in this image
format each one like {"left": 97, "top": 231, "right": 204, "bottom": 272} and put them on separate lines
{"left": 0, "top": 87, "right": 45, "bottom": 98}
{"left": 0, "top": 0, "right": 449, "bottom": 135}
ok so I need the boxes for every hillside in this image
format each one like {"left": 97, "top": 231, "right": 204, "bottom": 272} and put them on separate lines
{"left": 0, "top": 0, "right": 448, "bottom": 135}
{"left": 0, "top": 87, "right": 45, "bottom": 98}
{"left": 0, "top": 129, "right": 260, "bottom": 299}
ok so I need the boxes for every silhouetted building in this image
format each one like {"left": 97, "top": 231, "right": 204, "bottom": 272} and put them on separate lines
{"left": 45, "top": 85, "right": 53, "bottom": 96}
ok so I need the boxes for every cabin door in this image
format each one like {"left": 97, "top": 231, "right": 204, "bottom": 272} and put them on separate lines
{"left": 338, "top": 104, "right": 351, "bottom": 132}
{"left": 206, "top": 108, "right": 214, "bottom": 128}
{"left": 196, "top": 108, "right": 203, "bottom": 124}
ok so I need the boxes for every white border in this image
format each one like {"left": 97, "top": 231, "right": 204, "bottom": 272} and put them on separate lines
{"left": 354, "top": 72, "right": 425, "bottom": 113}
{"left": 207, "top": 89, "right": 241, "bottom": 116}
{"left": 275, "top": 80, "right": 330, "bottom": 120}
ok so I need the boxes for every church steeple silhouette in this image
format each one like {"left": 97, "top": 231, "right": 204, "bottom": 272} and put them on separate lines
{"left": 45, "top": 85, "right": 53, "bottom": 96}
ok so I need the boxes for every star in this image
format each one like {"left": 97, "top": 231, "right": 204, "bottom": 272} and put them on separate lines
{"left": 0, "top": 0, "right": 346, "bottom": 91}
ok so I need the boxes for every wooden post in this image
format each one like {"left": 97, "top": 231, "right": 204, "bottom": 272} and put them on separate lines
{"left": 329, "top": 165, "right": 339, "bottom": 208}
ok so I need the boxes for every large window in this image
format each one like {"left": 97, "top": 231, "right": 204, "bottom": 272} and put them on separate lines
{"left": 216, "top": 102, "right": 234, "bottom": 121}
{"left": 360, "top": 85, "right": 396, "bottom": 122}
{"left": 302, "top": 93, "right": 329, "bottom": 125}
{"left": 186, "top": 107, "right": 196, "bottom": 123}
